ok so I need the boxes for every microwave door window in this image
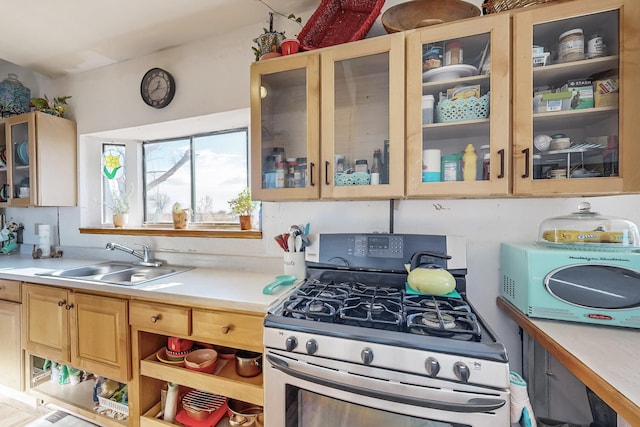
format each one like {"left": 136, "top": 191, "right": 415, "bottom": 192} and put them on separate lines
{"left": 545, "top": 265, "right": 640, "bottom": 309}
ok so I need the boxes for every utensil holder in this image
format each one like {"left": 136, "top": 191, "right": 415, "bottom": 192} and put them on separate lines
{"left": 283, "top": 251, "right": 306, "bottom": 279}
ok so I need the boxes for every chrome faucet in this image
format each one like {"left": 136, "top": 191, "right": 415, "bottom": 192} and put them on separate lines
{"left": 105, "top": 242, "right": 163, "bottom": 267}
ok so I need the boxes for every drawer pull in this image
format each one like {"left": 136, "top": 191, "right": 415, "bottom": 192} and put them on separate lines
{"left": 222, "top": 325, "right": 232, "bottom": 334}
{"left": 58, "top": 300, "right": 66, "bottom": 307}
{"left": 65, "top": 303, "right": 74, "bottom": 310}
{"left": 151, "top": 314, "right": 161, "bottom": 323}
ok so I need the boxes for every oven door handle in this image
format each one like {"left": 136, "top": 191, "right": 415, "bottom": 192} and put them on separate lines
{"left": 266, "top": 354, "right": 506, "bottom": 413}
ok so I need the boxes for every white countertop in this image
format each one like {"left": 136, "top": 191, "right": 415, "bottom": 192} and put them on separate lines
{"left": 0, "top": 255, "right": 300, "bottom": 313}
{"left": 498, "top": 297, "right": 640, "bottom": 425}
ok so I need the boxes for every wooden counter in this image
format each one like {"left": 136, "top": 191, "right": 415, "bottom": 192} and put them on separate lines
{"left": 497, "top": 297, "right": 640, "bottom": 425}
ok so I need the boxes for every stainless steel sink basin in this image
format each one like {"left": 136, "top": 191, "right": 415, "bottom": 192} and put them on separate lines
{"left": 38, "top": 262, "right": 190, "bottom": 286}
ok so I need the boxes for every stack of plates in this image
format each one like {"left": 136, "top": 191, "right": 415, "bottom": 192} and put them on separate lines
{"left": 16, "top": 141, "right": 29, "bottom": 165}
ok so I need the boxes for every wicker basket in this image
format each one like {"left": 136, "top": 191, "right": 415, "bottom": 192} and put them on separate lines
{"left": 482, "top": 0, "right": 556, "bottom": 14}
{"left": 98, "top": 395, "right": 129, "bottom": 417}
{"left": 435, "top": 94, "right": 490, "bottom": 123}
{"left": 335, "top": 172, "right": 371, "bottom": 186}
{"left": 297, "top": 0, "right": 386, "bottom": 50}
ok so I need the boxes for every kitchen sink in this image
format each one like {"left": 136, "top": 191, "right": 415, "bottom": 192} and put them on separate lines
{"left": 38, "top": 262, "right": 190, "bottom": 286}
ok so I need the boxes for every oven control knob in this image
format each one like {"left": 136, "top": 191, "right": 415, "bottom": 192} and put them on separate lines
{"left": 361, "top": 347, "right": 374, "bottom": 365}
{"left": 285, "top": 336, "right": 298, "bottom": 351}
{"left": 306, "top": 339, "right": 318, "bottom": 355}
{"left": 454, "top": 361, "right": 470, "bottom": 382}
{"left": 425, "top": 357, "right": 440, "bottom": 377}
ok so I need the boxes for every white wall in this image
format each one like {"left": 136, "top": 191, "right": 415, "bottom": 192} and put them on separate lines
{"left": 4, "top": 2, "right": 640, "bottom": 374}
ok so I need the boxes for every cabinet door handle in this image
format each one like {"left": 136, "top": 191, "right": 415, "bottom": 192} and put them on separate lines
{"left": 151, "top": 314, "right": 161, "bottom": 323}
{"left": 309, "top": 162, "right": 315, "bottom": 186}
{"left": 65, "top": 303, "right": 74, "bottom": 310}
{"left": 498, "top": 149, "right": 505, "bottom": 179}
{"left": 521, "top": 148, "right": 530, "bottom": 178}
{"left": 325, "top": 161, "right": 330, "bottom": 185}
{"left": 222, "top": 325, "right": 233, "bottom": 334}
{"left": 58, "top": 300, "right": 66, "bottom": 307}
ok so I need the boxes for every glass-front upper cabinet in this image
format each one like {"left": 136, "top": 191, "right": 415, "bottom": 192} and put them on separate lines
{"left": 319, "top": 33, "right": 405, "bottom": 200}
{"left": 251, "top": 34, "right": 404, "bottom": 201}
{"left": 512, "top": 0, "right": 639, "bottom": 195}
{"left": 406, "top": 14, "right": 511, "bottom": 198}
{"left": 250, "top": 53, "right": 320, "bottom": 201}
{"left": 4, "top": 114, "right": 34, "bottom": 207}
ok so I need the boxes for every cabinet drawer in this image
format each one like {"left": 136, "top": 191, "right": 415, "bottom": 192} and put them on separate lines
{"left": 0, "top": 280, "right": 20, "bottom": 302}
{"left": 192, "top": 309, "right": 264, "bottom": 352}
{"left": 130, "top": 301, "right": 191, "bottom": 336}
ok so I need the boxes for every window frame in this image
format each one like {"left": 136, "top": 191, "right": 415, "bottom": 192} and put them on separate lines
{"left": 141, "top": 127, "right": 252, "bottom": 228}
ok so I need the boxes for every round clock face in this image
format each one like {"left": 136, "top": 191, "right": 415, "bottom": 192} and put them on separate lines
{"left": 140, "top": 68, "right": 175, "bottom": 108}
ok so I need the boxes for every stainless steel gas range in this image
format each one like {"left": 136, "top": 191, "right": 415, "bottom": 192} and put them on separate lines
{"left": 263, "top": 233, "right": 511, "bottom": 427}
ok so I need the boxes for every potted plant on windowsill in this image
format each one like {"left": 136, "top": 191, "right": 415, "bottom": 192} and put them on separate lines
{"left": 228, "top": 189, "right": 257, "bottom": 230}
{"left": 105, "top": 187, "right": 133, "bottom": 228}
{"left": 172, "top": 202, "right": 191, "bottom": 230}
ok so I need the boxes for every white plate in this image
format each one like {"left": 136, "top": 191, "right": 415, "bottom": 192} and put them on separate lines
{"left": 422, "top": 64, "right": 478, "bottom": 82}
{"left": 533, "top": 134, "right": 552, "bottom": 151}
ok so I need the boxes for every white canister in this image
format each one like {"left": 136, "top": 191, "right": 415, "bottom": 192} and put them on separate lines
{"left": 422, "top": 149, "right": 441, "bottom": 182}
{"left": 421, "top": 95, "right": 435, "bottom": 124}
{"left": 284, "top": 251, "right": 306, "bottom": 279}
{"left": 38, "top": 224, "right": 51, "bottom": 258}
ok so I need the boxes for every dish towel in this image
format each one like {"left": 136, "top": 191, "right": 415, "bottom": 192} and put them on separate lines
{"left": 510, "top": 371, "right": 537, "bottom": 427}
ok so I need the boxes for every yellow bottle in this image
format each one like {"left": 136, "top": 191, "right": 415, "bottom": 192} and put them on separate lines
{"left": 462, "top": 144, "right": 477, "bottom": 181}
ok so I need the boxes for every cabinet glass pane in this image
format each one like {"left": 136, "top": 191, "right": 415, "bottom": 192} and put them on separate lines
{"left": 532, "top": 10, "right": 619, "bottom": 180}
{"left": 0, "top": 122, "right": 7, "bottom": 202}
{"left": 260, "top": 68, "right": 308, "bottom": 190}
{"left": 9, "top": 121, "right": 30, "bottom": 199}
{"left": 334, "top": 53, "right": 389, "bottom": 186}
{"left": 420, "top": 33, "right": 491, "bottom": 183}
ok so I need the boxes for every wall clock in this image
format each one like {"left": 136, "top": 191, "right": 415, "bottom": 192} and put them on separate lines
{"left": 140, "top": 68, "right": 176, "bottom": 108}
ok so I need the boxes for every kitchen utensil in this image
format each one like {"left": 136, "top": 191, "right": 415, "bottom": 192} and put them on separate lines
{"left": 155, "top": 348, "right": 185, "bottom": 366}
{"left": 227, "top": 399, "right": 264, "bottom": 427}
{"left": 381, "top": 0, "right": 481, "bottom": 33}
{"left": 184, "top": 348, "right": 218, "bottom": 373}
{"left": 273, "top": 234, "right": 287, "bottom": 251}
{"left": 287, "top": 234, "right": 295, "bottom": 253}
{"left": 235, "top": 351, "right": 262, "bottom": 377}
{"left": 180, "top": 390, "right": 227, "bottom": 422}
{"left": 404, "top": 251, "right": 456, "bottom": 295}
{"left": 262, "top": 274, "right": 297, "bottom": 295}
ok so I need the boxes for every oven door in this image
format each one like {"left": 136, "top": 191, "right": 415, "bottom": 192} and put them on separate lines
{"left": 264, "top": 349, "right": 509, "bottom": 427}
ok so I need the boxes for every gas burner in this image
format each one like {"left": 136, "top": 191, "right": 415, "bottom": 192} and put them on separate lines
{"left": 352, "top": 284, "right": 402, "bottom": 299}
{"left": 420, "top": 312, "right": 457, "bottom": 329}
{"left": 282, "top": 296, "right": 340, "bottom": 322}
{"left": 404, "top": 294, "right": 471, "bottom": 312}
{"left": 406, "top": 310, "right": 482, "bottom": 341}
{"left": 294, "top": 281, "right": 351, "bottom": 300}
{"left": 340, "top": 296, "right": 403, "bottom": 330}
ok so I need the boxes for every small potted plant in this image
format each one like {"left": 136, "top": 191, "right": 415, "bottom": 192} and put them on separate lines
{"left": 228, "top": 188, "right": 257, "bottom": 230}
{"left": 104, "top": 187, "right": 133, "bottom": 228}
{"left": 172, "top": 202, "right": 190, "bottom": 229}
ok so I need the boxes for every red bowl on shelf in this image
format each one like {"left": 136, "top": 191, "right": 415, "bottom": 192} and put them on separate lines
{"left": 184, "top": 349, "right": 218, "bottom": 374}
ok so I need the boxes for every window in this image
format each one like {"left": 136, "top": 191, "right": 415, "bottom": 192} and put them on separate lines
{"left": 101, "top": 144, "right": 128, "bottom": 224}
{"left": 142, "top": 128, "right": 251, "bottom": 227}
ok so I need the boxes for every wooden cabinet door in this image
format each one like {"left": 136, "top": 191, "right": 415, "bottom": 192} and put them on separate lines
{"left": 320, "top": 33, "right": 406, "bottom": 200}
{"left": 512, "top": 0, "right": 639, "bottom": 195}
{"left": 405, "top": 13, "right": 511, "bottom": 197}
{"left": 70, "top": 293, "right": 130, "bottom": 382}
{"left": 250, "top": 52, "right": 321, "bottom": 201}
{"left": 0, "top": 300, "right": 22, "bottom": 390}
{"left": 22, "top": 283, "right": 70, "bottom": 363}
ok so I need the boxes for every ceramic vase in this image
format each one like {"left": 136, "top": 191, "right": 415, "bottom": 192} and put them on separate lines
{"left": 113, "top": 213, "right": 128, "bottom": 228}
{"left": 0, "top": 73, "right": 31, "bottom": 115}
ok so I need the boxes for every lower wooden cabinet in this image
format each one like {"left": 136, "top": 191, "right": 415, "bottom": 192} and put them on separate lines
{"left": 130, "top": 301, "right": 265, "bottom": 427}
{"left": 0, "top": 279, "right": 22, "bottom": 390}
